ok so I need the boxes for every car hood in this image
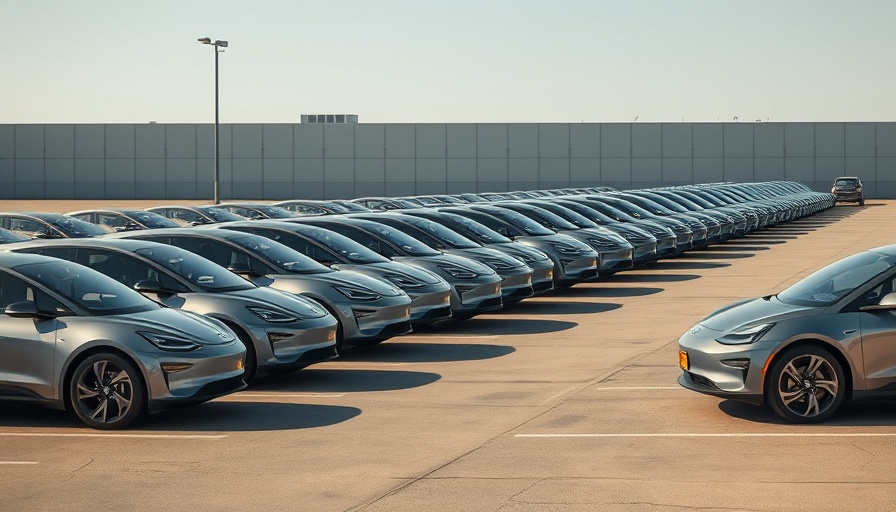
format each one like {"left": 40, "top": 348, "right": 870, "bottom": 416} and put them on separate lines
{"left": 698, "top": 296, "right": 823, "bottom": 332}
{"left": 279, "top": 269, "right": 406, "bottom": 297}
{"left": 100, "top": 308, "right": 236, "bottom": 345}
{"left": 222, "top": 286, "right": 331, "bottom": 318}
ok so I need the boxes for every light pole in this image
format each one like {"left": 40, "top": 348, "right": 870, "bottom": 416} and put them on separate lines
{"left": 198, "top": 37, "right": 228, "bottom": 204}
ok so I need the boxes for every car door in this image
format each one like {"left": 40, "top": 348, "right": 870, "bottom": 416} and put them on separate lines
{"left": 0, "top": 270, "right": 61, "bottom": 400}
{"left": 855, "top": 274, "right": 896, "bottom": 390}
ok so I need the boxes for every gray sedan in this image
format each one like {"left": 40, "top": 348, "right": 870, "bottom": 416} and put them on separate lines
{"left": 679, "top": 244, "right": 896, "bottom": 423}
{"left": 10, "top": 238, "right": 341, "bottom": 381}
{"left": 109, "top": 229, "right": 415, "bottom": 351}
{"left": 0, "top": 252, "right": 246, "bottom": 429}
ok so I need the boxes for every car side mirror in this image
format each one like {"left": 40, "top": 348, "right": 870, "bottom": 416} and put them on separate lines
{"left": 860, "top": 292, "right": 896, "bottom": 312}
{"left": 134, "top": 279, "right": 167, "bottom": 294}
{"left": 4, "top": 301, "right": 53, "bottom": 319}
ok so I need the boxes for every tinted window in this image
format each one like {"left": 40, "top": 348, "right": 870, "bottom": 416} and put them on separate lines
{"left": 47, "top": 217, "right": 109, "bottom": 237}
{"left": 777, "top": 251, "right": 896, "bottom": 307}
{"left": 219, "top": 233, "right": 331, "bottom": 274}
{"left": 134, "top": 245, "right": 254, "bottom": 292}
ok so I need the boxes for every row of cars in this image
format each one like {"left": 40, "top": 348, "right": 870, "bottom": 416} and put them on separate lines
{"left": 0, "top": 181, "right": 835, "bottom": 428}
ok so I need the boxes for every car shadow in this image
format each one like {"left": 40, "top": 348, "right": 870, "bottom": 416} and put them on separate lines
{"left": 700, "top": 245, "right": 769, "bottom": 252}
{"left": 500, "top": 299, "right": 624, "bottom": 313}
{"left": 678, "top": 251, "right": 754, "bottom": 260}
{"left": 741, "top": 233, "right": 799, "bottom": 240}
{"left": 143, "top": 402, "right": 363, "bottom": 431}
{"left": 718, "top": 399, "right": 896, "bottom": 426}
{"left": 724, "top": 238, "right": 787, "bottom": 245}
{"left": 253, "top": 368, "right": 442, "bottom": 393}
{"left": 764, "top": 229, "right": 813, "bottom": 235}
{"left": 338, "top": 342, "right": 515, "bottom": 363}
{"left": 0, "top": 402, "right": 364, "bottom": 432}
{"left": 429, "top": 317, "right": 578, "bottom": 335}
{"left": 603, "top": 272, "right": 702, "bottom": 282}
{"left": 560, "top": 287, "right": 663, "bottom": 298}
{"left": 650, "top": 261, "right": 731, "bottom": 270}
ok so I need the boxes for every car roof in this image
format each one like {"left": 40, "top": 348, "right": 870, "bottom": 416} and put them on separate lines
{"left": 5, "top": 236, "right": 163, "bottom": 253}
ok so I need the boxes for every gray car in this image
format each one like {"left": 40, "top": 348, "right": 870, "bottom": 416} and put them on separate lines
{"left": 0, "top": 252, "right": 246, "bottom": 429}
{"left": 146, "top": 205, "right": 246, "bottom": 225}
{"left": 65, "top": 209, "right": 181, "bottom": 232}
{"left": 10, "top": 238, "right": 341, "bottom": 381}
{"left": 212, "top": 221, "right": 454, "bottom": 326}
{"left": 0, "top": 212, "right": 109, "bottom": 239}
{"left": 679, "top": 244, "right": 896, "bottom": 423}
{"left": 111, "top": 228, "right": 416, "bottom": 349}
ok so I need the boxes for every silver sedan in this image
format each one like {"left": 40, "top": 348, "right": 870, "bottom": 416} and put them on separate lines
{"left": 0, "top": 252, "right": 246, "bottom": 429}
{"left": 679, "top": 244, "right": 896, "bottom": 423}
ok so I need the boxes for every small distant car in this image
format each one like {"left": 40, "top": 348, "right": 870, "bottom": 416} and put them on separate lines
{"left": 679, "top": 244, "right": 896, "bottom": 423}
{"left": 0, "top": 252, "right": 246, "bottom": 429}
{"left": 831, "top": 177, "right": 864, "bottom": 206}
{"left": 66, "top": 209, "right": 180, "bottom": 232}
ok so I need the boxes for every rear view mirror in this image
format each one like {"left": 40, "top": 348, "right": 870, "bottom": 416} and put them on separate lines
{"left": 4, "top": 301, "right": 54, "bottom": 319}
{"left": 134, "top": 279, "right": 167, "bottom": 294}
{"left": 860, "top": 292, "right": 896, "bottom": 312}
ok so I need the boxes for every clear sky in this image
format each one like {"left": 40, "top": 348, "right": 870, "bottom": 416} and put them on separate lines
{"left": 3, "top": 0, "right": 894, "bottom": 124}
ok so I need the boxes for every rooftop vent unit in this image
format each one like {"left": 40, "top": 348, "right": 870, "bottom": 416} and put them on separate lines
{"left": 301, "top": 114, "right": 359, "bottom": 124}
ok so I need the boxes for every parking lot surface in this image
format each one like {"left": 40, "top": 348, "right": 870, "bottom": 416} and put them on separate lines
{"left": 2, "top": 200, "right": 895, "bottom": 511}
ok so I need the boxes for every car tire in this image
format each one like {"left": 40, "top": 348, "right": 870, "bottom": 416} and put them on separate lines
{"left": 69, "top": 353, "right": 146, "bottom": 430}
{"left": 765, "top": 345, "right": 845, "bottom": 424}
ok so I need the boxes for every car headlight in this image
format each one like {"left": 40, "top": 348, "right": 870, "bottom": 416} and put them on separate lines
{"left": 382, "top": 272, "right": 426, "bottom": 289}
{"left": 480, "top": 258, "right": 519, "bottom": 271}
{"left": 246, "top": 306, "right": 300, "bottom": 323}
{"left": 138, "top": 331, "right": 201, "bottom": 351}
{"left": 546, "top": 241, "right": 586, "bottom": 254}
{"left": 334, "top": 285, "right": 382, "bottom": 301}
{"left": 438, "top": 264, "right": 481, "bottom": 279}
{"left": 716, "top": 323, "right": 775, "bottom": 345}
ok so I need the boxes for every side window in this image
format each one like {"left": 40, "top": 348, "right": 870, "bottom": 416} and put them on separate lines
{"left": 0, "top": 270, "right": 69, "bottom": 315}
{"left": 9, "top": 218, "right": 47, "bottom": 238}
{"left": 322, "top": 225, "right": 384, "bottom": 255}
{"left": 844, "top": 276, "right": 896, "bottom": 312}
{"left": 466, "top": 213, "right": 512, "bottom": 237}
{"left": 174, "top": 210, "right": 204, "bottom": 224}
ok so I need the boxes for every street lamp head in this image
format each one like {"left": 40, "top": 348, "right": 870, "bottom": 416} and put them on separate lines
{"left": 197, "top": 37, "right": 211, "bottom": 44}
{"left": 215, "top": 40, "right": 228, "bottom": 48}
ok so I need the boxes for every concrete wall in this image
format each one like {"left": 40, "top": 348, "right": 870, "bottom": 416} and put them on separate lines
{"left": 1, "top": 122, "right": 894, "bottom": 200}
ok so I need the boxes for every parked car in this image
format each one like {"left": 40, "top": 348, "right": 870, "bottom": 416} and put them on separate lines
{"left": 146, "top": 205, "right": 246, "bottom": 225}
{"left": 350, "top": 212, "right": 537, "bottom": 304}
{"left": 273, "top": 200, "right": 353, "bottom": 216}
{"left": 0, "top": 252, "right": 246, "bottom": 429}
{"left": 111, "top": 228, "right": 417, "bottom": 349}
{"left": 679, "top": 244, "right": 896, "bottom": 423}
{"left": 66, "top": 209, "right": 180, "bottom": 232}
{"left": 0, "top": 212, "right": 108, "bottom": 239}
{"left": 213, "top": 221, "right": 455, "bottom": 326}
{"left": 289, "top": 216, "right": 504, "bottom": 319}
{"left": 10, "top": 238, "right": 341, "bottom": 381}
{"left": 831, "top": 177, "right": 864, "bottom": 206}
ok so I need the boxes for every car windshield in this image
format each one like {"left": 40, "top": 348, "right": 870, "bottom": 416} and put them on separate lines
{"left": 15, "top": 260, "right": 157, "bottom": 315}
{"left": 528, "top": 203, "right": 598, "bottom": 228}
{"left": 599, "top": 198, "right": 656, "bottom": 220}
{"left": 199, "top": 207, "right": 245, "bottom": 222}
{"left": 777, "top": 250, "right": 896, "bottom": 307}
{"left": 511, "top": 205, "right": 578, "bottom": 230}
{"left": 0, "top": 229, "right": 29, "bottom": 243}
{"left": 252, "top": 206, "right": 296, "bottom": 219}
{"left": 224, "top": 233, "right": 331, "bottom": 274}
{"left": 134, "top": 245, "right": 254, "bottom": 292}
{"left": 835, "top": 178, "right": 859, "bottom": 187}
{"left": 477, "top": 208, "right": 555, "bottom": 236}
{"left": 427, "top": 213, "right": 512, "bottom": 244}
{"left": 47, "top": 217, "right": 109, "bottom": 237}
{"left": 398, "top": 216, "right": 480, "bottom": 248}
{"left": 300, "top": 227, "right": 389, "bottom": 264}
{"left": 127, "top": 211, "right": 180, "bottom": 228}
{"left": 357, "top": 222, "right": 442, "bottom": 256}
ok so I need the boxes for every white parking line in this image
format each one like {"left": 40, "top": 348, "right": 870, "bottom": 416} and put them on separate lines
{"left": 516, "top": 433, "right": 896, "bottom": 438}
{"left": 0, "top": 461, "right": 39, "bottom": 465}
{"left": 0, "top": 433, "right": 226, "bottom": 439}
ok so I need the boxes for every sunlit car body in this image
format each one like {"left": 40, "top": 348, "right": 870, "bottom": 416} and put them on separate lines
{"left": 0, "top": 212, "right": 108, "bottom": 239}
{"left": 831, "top": 177, "right": 864, "bottom": 206}
{"left": 679, "top": 244, "right": 896, "bottom": 423}
{"left": 112, "top": 228, "right": 415, "bottom": 348}
{"left": 213, "top": 221, "right": 453, "bottom": 326}
{"left": 435, "top": 205, "right": 599, "bottom": 286}
{"left": 351, "top": 212, "right": 536, "bottom": 304}
{"left": 66, "top": 209, "right": 180, "bottom": 232}
{"left": 10, "top": 238, "right": 340, "bottom": 380}
{"left": 0, "top": 252, "right": 246, "bottom": 429}
{"left": 488, "top": 202, "right": 635, "bottom": 275}
{"left": 290, "top": 216, "right": 504, "bottom": 318}
{"left": 146, "top": 205, "right": 246, "bottom": 225}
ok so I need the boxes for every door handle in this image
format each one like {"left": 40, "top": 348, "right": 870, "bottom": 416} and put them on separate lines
{"left": 843, "top": 329, "right": 857, "bottom": 336}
